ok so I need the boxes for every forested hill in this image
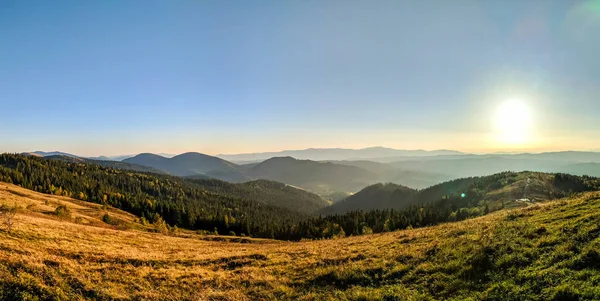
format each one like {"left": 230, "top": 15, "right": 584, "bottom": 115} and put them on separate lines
{"left": 187, "top": 179, "right": 329, "bottom": 214}
{"left": 0, "top": 153, "right": 317, "bottom": 238}
{"left": 44, "top": 155, "right": 166, "bottom": 174}
{"left": 322, "top": 171, "right": 600, "bottom": 215}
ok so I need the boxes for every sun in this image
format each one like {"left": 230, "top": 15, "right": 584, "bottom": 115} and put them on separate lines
{"left": 493, "top": 99, "right": 533, "bottom": 145}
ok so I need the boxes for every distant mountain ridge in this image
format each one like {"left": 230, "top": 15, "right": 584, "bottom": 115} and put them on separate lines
{"left": 124, "top": 152, "right": 249, "bottom": 182}
{"left": 25, "top": 151, "right": 80, "bottom": 158}
{"left": 218, "top": 147, "right": 464, "bottom": 162}
{"left": 23, "top": 151, "right": 176, "bottom": 162}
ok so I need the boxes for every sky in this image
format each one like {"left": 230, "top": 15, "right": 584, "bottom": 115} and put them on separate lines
{"left": 1, "top": 0, "right": 600, "bottom": 156}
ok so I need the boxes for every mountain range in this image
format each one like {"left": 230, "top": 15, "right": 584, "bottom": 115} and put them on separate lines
{"left": 217, "top": 147, "right": 464, "bottom": 163}
{"left": 22, "top": 149, "right": 600, "bottom": 202}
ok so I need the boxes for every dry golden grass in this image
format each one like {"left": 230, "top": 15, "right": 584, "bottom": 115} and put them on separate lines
{"left": 1, "top": 182, "right": 599, "bottom": 300}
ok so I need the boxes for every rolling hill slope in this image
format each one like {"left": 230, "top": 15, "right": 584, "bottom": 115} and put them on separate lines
{"left": 188, "top": 178, "right": 329, "bottom": 214}
{"left": 1, "top": 182, "right": 599, "bottom": 300}
{"left": 322, "top": 171, "right": 600, "bottom": 215}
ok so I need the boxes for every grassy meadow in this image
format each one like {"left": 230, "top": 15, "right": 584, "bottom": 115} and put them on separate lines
{"left": 1, "top": 182, "right": 599, "bottom": 300}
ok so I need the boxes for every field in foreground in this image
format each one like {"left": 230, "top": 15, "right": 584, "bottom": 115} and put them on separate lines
{"left": 1, "top": 182, "right": 599, "bottom": 301}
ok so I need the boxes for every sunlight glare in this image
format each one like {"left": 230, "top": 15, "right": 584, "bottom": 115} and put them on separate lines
{"left": 493, "top": 99, "right": 533, "bottom": 145}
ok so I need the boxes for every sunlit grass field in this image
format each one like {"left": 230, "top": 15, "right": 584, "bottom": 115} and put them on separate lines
{"left": 1, "top": 182, "right": 599, "bottom": 300}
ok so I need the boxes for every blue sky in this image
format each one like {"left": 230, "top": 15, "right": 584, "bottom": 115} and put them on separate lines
{"left": 1, "top": 0, "right": 599, "bottom": 156}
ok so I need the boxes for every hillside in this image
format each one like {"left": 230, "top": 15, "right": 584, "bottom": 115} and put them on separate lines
{"left": 248, "top": 157, "right": 378, "bottom": 199}
{"left": 124, "top": 152, "right": 249, "bottom": 182}
{"left": 0, "top": 182, "right": 144, "bottom": 230}
{"left": 1, "top": 182, "right": 599, "bottom": 300}
{"left": 46, "top": 155, "right": 166, "bottom": 174}
{"left": 188, "top": 178, "right": 330, "bottom": 214}
{"left": 323, "top": 171, "right": 600, "bottom": 215}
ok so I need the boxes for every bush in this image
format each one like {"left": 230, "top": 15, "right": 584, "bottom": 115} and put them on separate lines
{"left": 362, "top": 225, "right": 373, "bottom": 235}
{"left": 0, "top": 205, "right": 16, "bottom": 232}
{"left": 54, "top": 204, "right": 71, "bottom": 220}
{"left": 102, "top": 213, "right": 113, "bottom": 224}
{"left": 228, "top": 231, "right": 237, "bottom": 236}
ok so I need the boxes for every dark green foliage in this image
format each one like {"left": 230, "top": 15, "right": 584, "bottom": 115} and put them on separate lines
{"left": 289, "top": 202, "right": 482, "bottom": 240}
{"left": 46, "top": 155, "right": 166, "bottom": 174}
{"left": 188, "top": 178, "right": 328, "bottom": 214}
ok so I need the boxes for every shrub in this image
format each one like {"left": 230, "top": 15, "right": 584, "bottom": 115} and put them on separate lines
{"left": 0, "top": 205, "right": 16, "bottom": 232}
{"left": 139, "top": 216, "right": 149, "bottom": 226}
{"left": 228, "top": 231, "right": 237, "bottom": 236}
{"left": 102, "top": 213, "right": 113, "bottom": 224}
{"left": 362, "top": 225, "right": 373, "bottom": 235}
{"left": 54, "top": 204, "right": 71, "bottom": 220}
{"left": 153, "top": 216, "right": 169, "bottom": 234}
